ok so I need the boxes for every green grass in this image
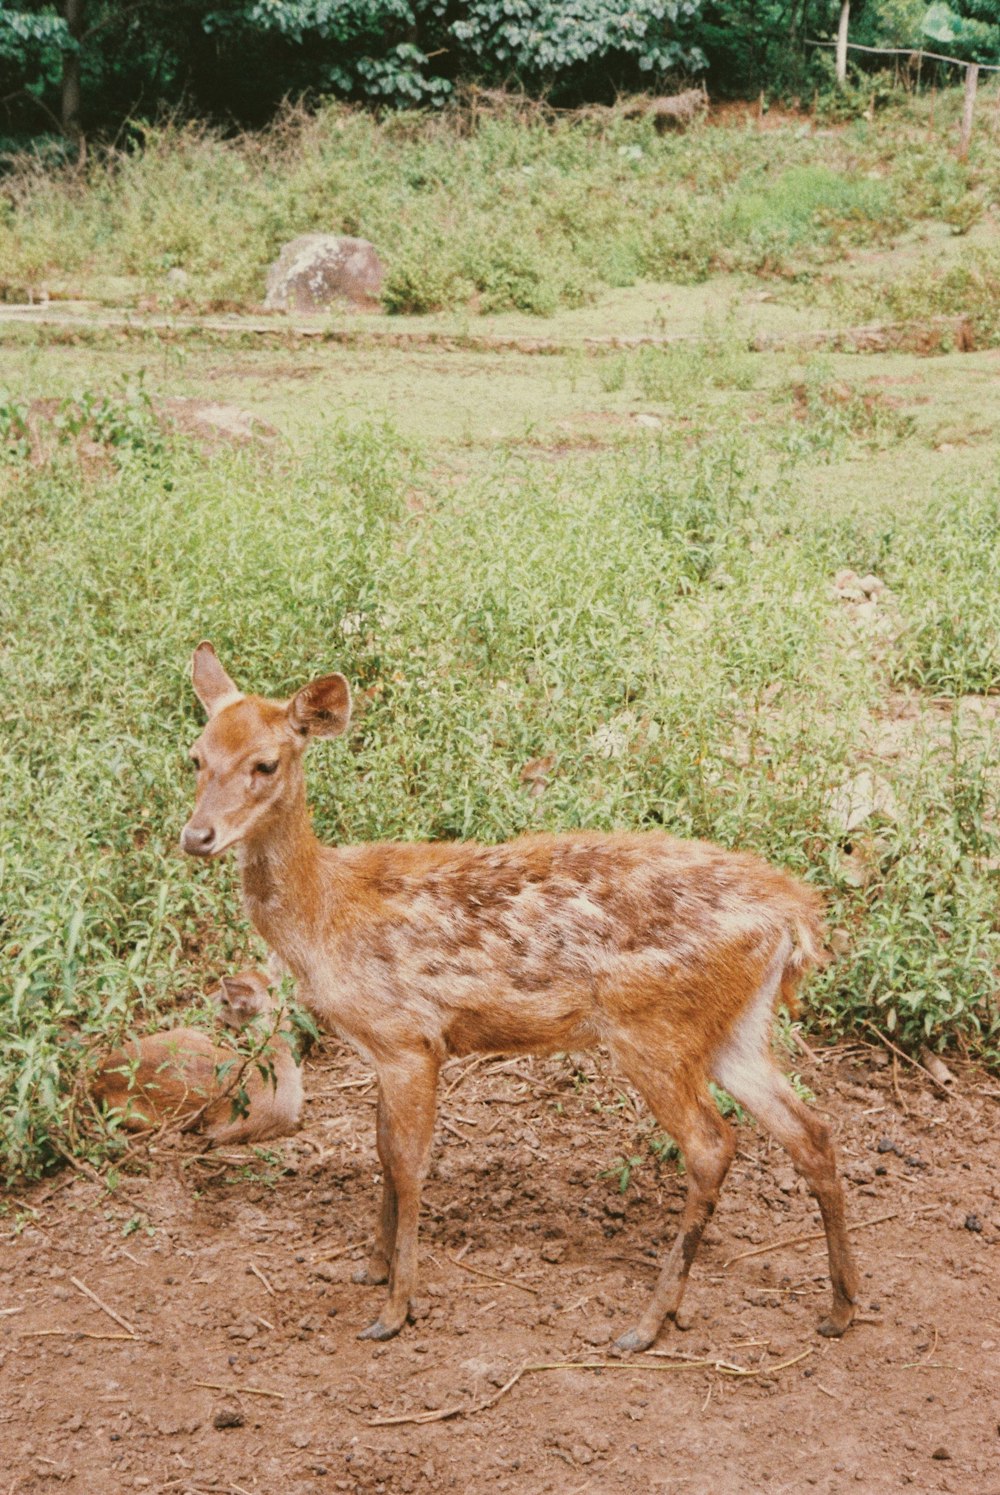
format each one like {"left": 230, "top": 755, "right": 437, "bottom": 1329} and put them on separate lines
{"left": 2, "top": 337, "right": 999, "bottom": 1181}
{"left": 1, "top": 90, "right": 997, "bottom": 317}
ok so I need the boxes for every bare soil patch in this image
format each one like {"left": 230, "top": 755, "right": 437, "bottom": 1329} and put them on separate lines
{"left": 2, "top": 1045, "right": 998, "bottom": 1493}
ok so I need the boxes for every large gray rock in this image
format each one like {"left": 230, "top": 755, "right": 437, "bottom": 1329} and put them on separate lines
{"left": 264, "top": 235, "right": 383, "bottom": 312}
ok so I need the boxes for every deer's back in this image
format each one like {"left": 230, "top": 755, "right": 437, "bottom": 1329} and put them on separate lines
{"left": 306, "top": 831, "right": 821, "bottom": 1063}
{"left": 92, "top": 1029, "right": 225, "bottom": 1130}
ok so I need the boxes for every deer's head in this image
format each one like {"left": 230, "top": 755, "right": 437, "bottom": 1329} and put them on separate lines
{"left": 180, "top": 642, "right": 351, "bottom": 858}
{"left": 211, "top": 968, "right": 275, "bottom": 1028}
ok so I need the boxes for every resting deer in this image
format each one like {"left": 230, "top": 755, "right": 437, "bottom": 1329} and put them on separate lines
{"left": 92, "top": 968, "right": 303, "bottom": 1146}
{"left": 181, "top": 643, "right": 858, "bottom": 1347}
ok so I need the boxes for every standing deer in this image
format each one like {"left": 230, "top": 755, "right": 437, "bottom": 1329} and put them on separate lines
{"left": 181, "top": 643, "right": 858, "bottom": 1347}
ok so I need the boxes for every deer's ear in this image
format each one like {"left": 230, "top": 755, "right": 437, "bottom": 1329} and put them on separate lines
{"left": 191, "top": 642, "right": 242, "bottom": 717}
{"left": 288, "top": 673, "right": 351, "bottom": 740}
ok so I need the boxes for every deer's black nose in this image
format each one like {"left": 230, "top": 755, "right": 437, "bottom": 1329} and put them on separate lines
{"left": 181, "top": 823, "right": 216, "bottom": 856}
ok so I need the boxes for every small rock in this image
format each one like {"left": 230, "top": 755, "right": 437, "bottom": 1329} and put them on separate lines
{"left": 931, "top": 1447, "right": 951, "bottom": 1461}
{"left": 541, "top": 1241, "right": 566, "bottom": 1264}
{"left": 876, "top": 1137, "right": 900, "bottom": 1155}
{"left": 585, "top": 1431, "right": 611, "bottom": 1454}
{"left": 290, "top": 1430, "right": 311, "bottom": 1448}
{"left": 829, "top": 928, "right": 851, "bottom": 957}
{"left": 604, "top": 1199, "right": 626, "bottom": 1219}
{"left": 919, "top": 1049, "right": 955, "bottom": 1087}
{"left": 833, "top": 568, "right": 865, "bottom": 601}
{"left": 964, "top": 1214, "right": 983, "bottom": 1232}
{"left": 857, "top": 573, "right": 886, "bottom": 598}
{"left": 827, "top": 769, "right": 899, "bottom": 836}
{"left": 571, "top": 1444, "right": 594, "bottom": 1465}
{"left": 212, "top": 1405, "right": 245, "bottom": 1430}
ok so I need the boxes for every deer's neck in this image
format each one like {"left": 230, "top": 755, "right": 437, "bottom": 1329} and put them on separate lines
{"left": 237, "top": 791, "right": 330, "bottom": 964}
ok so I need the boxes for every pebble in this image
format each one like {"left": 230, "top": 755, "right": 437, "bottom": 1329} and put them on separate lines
{"left": 212, "top": 1406, "right": 244, "bottom": 1430}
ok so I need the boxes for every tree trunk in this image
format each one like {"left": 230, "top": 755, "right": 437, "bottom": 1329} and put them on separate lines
{"left": 61, "top": 0, "right": 85, "bottom": 159}
{"left": 836, "top": 0, "right": 850, "bottom": 87}
{"left": 958, "top": 62, "right": 979, "bottom": 159}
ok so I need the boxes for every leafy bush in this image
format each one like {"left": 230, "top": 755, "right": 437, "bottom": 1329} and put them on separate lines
{"left": 3, "top": 99, "right": 992, "bottom": 315}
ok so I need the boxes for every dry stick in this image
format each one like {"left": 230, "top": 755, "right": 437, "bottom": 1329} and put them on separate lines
{"left": 21, "top": 1329, "right": 136, "bottom": 1341}
{"left": 442, "top": 1054, "right": 487, "bottom": 1099}
{"left": 717, "top": 1347, "right": 815, "bottom": 1378}
{"left": 248, "top": 1262, "right": 275, "bottom": 1296}
{"left": 368, "top": 1349, "right": 815, "bottom": 1428}
{"left": 902, "top": 1325, "right": 939, "bottom": 1369}
{"left": 0, "top": 1307, "right": 25, "bottom": 1317}
{"left": 447, "top": 1252, "right": 539, "bottom": 1296}
{"left": 70, "top": 1276, "right": 138, "bottom": 1337}
{"left": 862, "top": 1023, "right": 951, "bottom": 1096}
{"left": 723, "top": 1211, "right": 899, "bottom": 1269}
{"left": 193, "top": 1381, "right": 285, "bottom": 1400}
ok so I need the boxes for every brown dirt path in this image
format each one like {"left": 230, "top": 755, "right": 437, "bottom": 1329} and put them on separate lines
{"left": 2, "top": 1044, "right": 998, "bottom": 1494}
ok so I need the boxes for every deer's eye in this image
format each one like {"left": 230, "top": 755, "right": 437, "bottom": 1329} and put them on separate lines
{"left": 255, "top": 760, "right": 279, "bottom": 776}
{"left": 190, "top": 754, "right": 202, "bottom": 770}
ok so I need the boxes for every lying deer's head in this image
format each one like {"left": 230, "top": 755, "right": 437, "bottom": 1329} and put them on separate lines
{"left": 212, "top": 968, "right": 274, "bottom": 1028}
{"left": 180, "top": 642, "right": 351, "bottom": 858}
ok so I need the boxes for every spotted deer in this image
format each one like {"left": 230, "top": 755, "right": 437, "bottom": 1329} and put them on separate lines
{"left": 92, "top": 968, "right": 304, "bottom": 1146}
{"left": 181, "top": 643, "right": 858, "bottom": 1347}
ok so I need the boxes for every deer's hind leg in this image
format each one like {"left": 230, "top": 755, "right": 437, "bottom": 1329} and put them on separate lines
{"left": 610, "top": 1046, "right": 735, "bottom": 1354}
{"left": 711, "top": 950, "right": 858, "bottom": 1337}
{"left": 714, "top": 1052, "right": 858, "bottom": 1337}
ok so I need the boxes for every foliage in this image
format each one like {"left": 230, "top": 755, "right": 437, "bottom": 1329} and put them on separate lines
{"left": 0, "top": 0, "right": 706, "bottom": 135}
{"left": 0, "top": 98, "right": 987, "bottom": 316}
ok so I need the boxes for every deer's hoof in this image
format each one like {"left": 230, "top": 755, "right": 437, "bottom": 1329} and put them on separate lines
{"left": 613, "top": 1325, "right": 655, "bottom": 1354}
{"left": 817, "top": 1308, "right": 854, "bottom": 1339}
{"left": 358, "top": 1317, "right": 403, "bottom": 1342}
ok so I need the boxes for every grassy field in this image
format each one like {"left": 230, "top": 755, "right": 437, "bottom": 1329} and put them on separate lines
{"left": 2, "top": 95, "right": 1000, "bottom": 1182}
{"left": 2, "top": 91, "right": 1000, "bottom": 331}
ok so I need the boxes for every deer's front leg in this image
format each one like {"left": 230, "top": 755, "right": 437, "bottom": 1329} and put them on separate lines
{"left": 353, "top": 1093, "right": 397, "bottom": 1286}
{"left": 358, "top": 1053, "right": 438, "bottom": 1341}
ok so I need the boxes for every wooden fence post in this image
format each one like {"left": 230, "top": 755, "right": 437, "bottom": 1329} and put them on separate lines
{"left": 958, "top": 62, "right": 979, "bottom": 157}
{"left": 836, "top": 0, "right": 851, "bottom": 86}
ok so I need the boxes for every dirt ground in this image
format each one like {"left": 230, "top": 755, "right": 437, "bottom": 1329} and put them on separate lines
{"left": 2, "top": 1038, "right": 998, "bottom": 1495}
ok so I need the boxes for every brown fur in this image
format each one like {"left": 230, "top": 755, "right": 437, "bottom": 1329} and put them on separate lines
{"left": 181, "top": 644, "right": 858, "bottom": 1347}
{"left": 91, "top": 969, "right": 303, "bottom": 1146}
